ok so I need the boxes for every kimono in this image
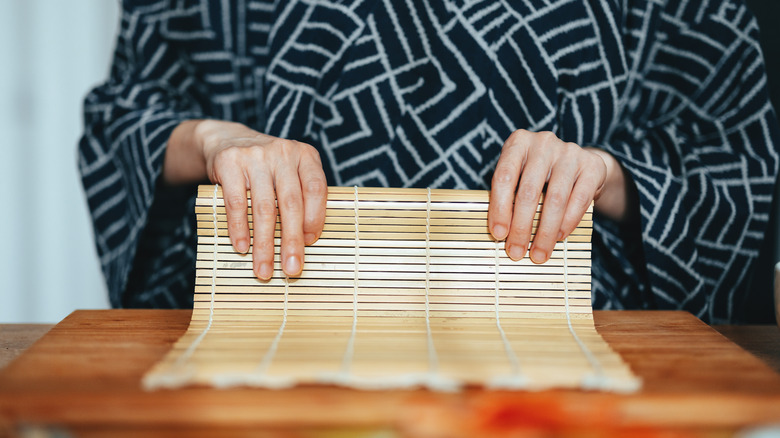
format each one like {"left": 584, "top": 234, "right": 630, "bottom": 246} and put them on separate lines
{"left": 80, "top": 0, "right": 780, "bottom": 323}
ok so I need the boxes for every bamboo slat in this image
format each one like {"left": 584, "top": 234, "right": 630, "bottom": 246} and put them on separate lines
{"left": 143, "top": 185, "right": 640, "bottom": 393}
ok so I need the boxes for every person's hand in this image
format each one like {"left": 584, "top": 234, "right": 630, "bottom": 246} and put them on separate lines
{"left": 164, "top": 120, "right": 327, "bottom": 279}
{"left": 488, "top": 129, "right": 628, "bottom": 263}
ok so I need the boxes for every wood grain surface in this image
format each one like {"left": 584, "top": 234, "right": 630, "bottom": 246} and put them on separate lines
{"left": 0, "top": 309, "right": 779, "bottom": 436}
{"left": 0, "top": 324, "right": 52, "bottom": 370}
{"left": 715, "top": 325, "right": 780, "bottom": 373}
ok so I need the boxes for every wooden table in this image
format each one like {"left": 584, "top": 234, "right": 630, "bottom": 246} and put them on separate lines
{"left": 1, "top": 310, "right": 779, "bottom": 437}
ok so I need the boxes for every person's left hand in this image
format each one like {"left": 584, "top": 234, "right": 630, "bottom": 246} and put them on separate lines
{"left": 488, "top": 129, "right": 617, "bottom": 263}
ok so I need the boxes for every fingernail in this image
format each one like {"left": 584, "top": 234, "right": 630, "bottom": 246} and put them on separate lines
{"left": 285, "top": 255, "right": 301, "bottom": 275}
{"left": 508, "top": 244, "right": 525, "bottom": 260}
{"left": 531, "top": 248, "right": 546, "bottom": 263}
{"left": 493, "top": 225, "right": 507, "bottom": 240}
{"left": 557, "top": 230, "right": 564, "bottom": 241}
{"left": 235, "top": 238, "right": 249, "bottom": 254}
{"left": 304, "top": 232, "right": 316, "bottom": 245}
{"left": 258, "top": 263, "right": 273, "bottom": 281}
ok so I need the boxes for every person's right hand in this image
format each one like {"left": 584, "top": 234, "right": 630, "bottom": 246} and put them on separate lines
{"left": 164, "top": 119, "right": 328, "bottom": 280}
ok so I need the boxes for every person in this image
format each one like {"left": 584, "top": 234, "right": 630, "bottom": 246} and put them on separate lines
{"left": 80, "top": 0, "right": 779, "bottom": 324}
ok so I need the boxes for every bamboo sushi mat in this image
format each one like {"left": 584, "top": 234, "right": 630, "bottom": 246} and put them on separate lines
{"left": 143, "top": 185, "right": 640, "bottom": 392}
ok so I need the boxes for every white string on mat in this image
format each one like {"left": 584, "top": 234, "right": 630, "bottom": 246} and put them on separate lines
{"left": 562, "top": 237, "right": 607, "bottom": 389}
{"left": 211, "top": 274, "right": 295, "bottom": 389}
{"left": 212, "top": 276, "right": 294, "bottom": 389}
{"left": 255, "top": 275, "right": 289, "bottom": 374}
{"left": 424, "top": 188, "right": 440, "bottom": 375}
{"left": 144, "top": 185, "right": 220, "bottom": 389}
{"left": 323, "top": 187, "right": 458, "bottom": 391}
{"left": 178, "top": 184, "right": 220, "bottom": 363}
{"left": 337, "top": 185, "right": 361, "bottom": 377}
{"left": 213, "top": 189, "right": 293, "bottom": 389}
{"left": 487, "top": 239, "right": 526, "bottom": 389}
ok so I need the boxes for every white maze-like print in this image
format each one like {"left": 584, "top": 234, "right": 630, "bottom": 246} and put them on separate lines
{"left": 80, "top": 0, "right": 779, "bottom": 323}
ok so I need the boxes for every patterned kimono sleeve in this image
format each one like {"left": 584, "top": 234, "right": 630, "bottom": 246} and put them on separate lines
{"left": 78, "top": 2, "right": 204, "bottom": 307}
{"left": 593, "top": 0, "right": 780, "bottom": 323}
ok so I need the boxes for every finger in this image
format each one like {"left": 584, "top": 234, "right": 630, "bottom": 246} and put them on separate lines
{"left": 558, "top": 170, "right": 600, "bottom": 240}
{"left": 506, "top": 144, "right": 551, "bottom": 261}
{"left": 275, "top": 163, "right": 305, "bottom": 277}
{"left": 529, "top": 158, "right": 577, "bottom": 264}
{"left": 298, "top": 146, "right": 327, "bottom": 245}
{"left": 217, "top": 164, "right": 251, "bottom": 254}
{"left": 249, "top": 169, "right": 277, "bottom": 280}
{"left": 489, "top": 130, "right": 529, "bottom": 241}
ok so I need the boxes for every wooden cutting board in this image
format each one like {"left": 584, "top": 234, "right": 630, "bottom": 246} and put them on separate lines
{"left": 0, "top": 309, "right": 778, "bottom": 436}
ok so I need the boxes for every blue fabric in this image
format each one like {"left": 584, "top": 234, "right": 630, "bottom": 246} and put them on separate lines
{"left": 80, "top": 0, "right": 780, "bottom": 323}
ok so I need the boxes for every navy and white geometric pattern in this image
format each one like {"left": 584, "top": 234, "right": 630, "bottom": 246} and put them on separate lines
{"left": 80, "top": 0, "right": 779, "bottom": 323}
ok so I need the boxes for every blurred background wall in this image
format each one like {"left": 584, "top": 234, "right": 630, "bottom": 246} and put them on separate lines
{"left": 0, "top": 1, "right": 777, "bottom": 323}
{"left": 0, "top": 1, "right": 118, "bottom": 322}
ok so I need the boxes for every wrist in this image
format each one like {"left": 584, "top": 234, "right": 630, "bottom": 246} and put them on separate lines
{"left": 589, "top": 148, "right": 622, "bottom": 191}
{"left": 584, "top": 147, "right": 632, "bottom": 223}
{"left": 163, "top": 119, "right": 210, "bottom": 185}
{"left": 192, "top": 119, "right": 222, "bottom": 159}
